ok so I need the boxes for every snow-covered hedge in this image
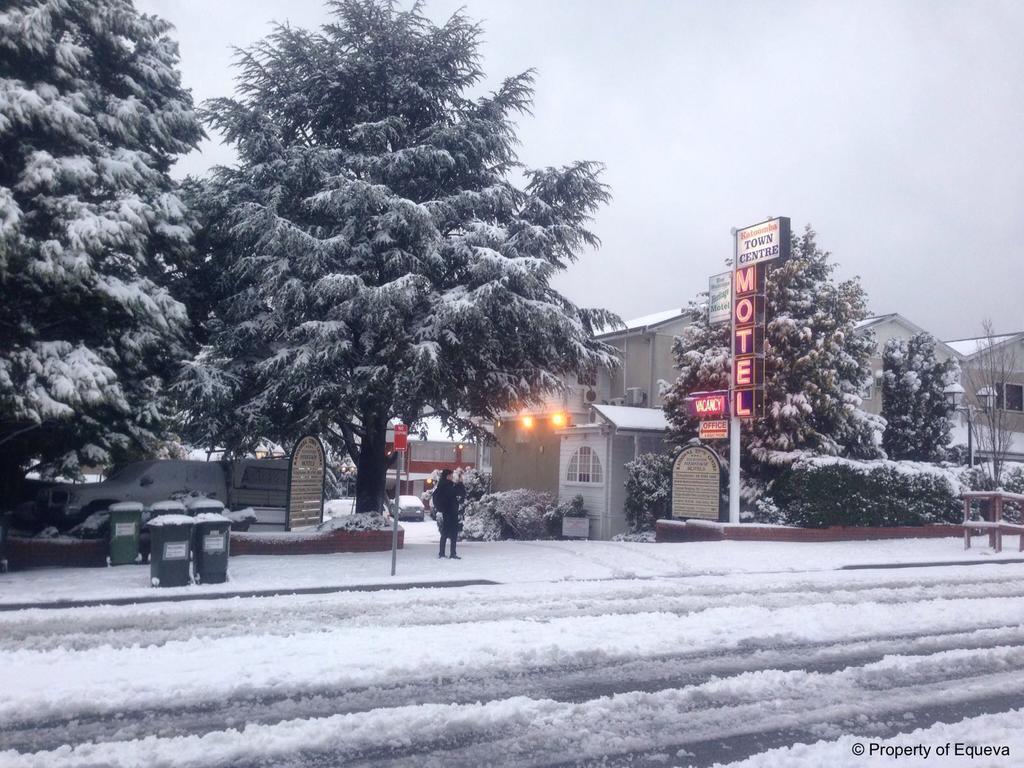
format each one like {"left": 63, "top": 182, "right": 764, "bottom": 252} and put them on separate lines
{"left": 770, "top": 456, "right": 964, "bottom": 528}
{"left": 461, "top": 490, "right": 583, "bottom": 541}
{"left": 317, "top": 513, "right": 392, "bottom": 532}
{"left": 624, "top": 453, "right": 673, "bottom": 532}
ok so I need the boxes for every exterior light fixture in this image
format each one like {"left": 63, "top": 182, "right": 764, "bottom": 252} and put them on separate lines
{"left": 551, "top": 412, "right": 567, "bottom": 427}
{"left": 522, "top": 415, "right": 535, "bottom": 429}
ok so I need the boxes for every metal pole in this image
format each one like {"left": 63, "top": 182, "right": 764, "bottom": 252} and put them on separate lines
{"left": 728, "top": 228, "right": 741, "bottom": 524}
{"left": 967, "top": 408, "right": 974, "bottom": 467}
{"left": 390, "top": 451, "right": 403, "bottom": 576}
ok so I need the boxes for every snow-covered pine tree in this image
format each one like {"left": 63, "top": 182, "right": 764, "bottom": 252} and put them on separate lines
{"left": 663, "top": 226, "right": 884, "bottom": 469}
{"left": 0, "top": 1, "right": 202, "bottom": 498}
{"left": 178, "top": 1, "right": 619, "bottom": 513}
{"left": 881, "top": 333, "right": 958, "bottom": 461}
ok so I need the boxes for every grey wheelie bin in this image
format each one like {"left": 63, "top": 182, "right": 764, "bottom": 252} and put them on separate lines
{"left": 192, "top": 511, "right": 231, "bottom": 584}
{"left": 107, "top": 501, "right": 143, "bottom": 566}
{"left": 147, "top": 514, "right": 195, "bottom": 587}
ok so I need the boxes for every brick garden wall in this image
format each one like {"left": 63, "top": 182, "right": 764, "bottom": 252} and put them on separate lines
{"left": 656, "top": 520, "right": 963, "bottom": 543}
{"left": 7, "top": 537, "right": 108, "bottom": 569}
{"left": 229, "top": 528, "right": 403, "bottom": 556}
{"left": 4, "top": 528, "right": 403, "bottom": 570}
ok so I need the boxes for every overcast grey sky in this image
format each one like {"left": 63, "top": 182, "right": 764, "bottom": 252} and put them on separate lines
{"left": 139, "top": 0, "right": 1023, "bottom": 341}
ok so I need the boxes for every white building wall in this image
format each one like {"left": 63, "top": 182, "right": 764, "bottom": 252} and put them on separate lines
{"left": 605, "top": 434, "right": 636, "bottom": 539}
{"left": 557, "top": 429, "right": 608, "bottom": 537}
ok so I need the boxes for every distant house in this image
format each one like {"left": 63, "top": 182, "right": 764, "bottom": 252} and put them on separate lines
{"left": 385, "top": 417, "right": 492, "bottom": 497}
{"left": 556, "top": 404, "right": 670, "bottom": 540}
{"left": 490, "top": 308, "right": 688, "bottom": 496}
{"left": 942, "top": 330, "right": 1024, "bottom": 463}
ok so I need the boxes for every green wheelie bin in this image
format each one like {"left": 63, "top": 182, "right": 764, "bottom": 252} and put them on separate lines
{"left": 107, "top": 501, "right": 143, "bottom": 566}
{"left": 192, "top": 511, "right": 231, "bottom": 584}
{"left": 147, "top": 514, "right": 195, "bottom": 587}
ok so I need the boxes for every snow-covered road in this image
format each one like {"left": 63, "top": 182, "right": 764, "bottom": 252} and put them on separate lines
{"left": 3, "top": 560, "right": 1024, "bottom": 767}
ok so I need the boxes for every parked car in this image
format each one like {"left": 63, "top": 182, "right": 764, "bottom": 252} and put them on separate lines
{"left": 396, "top": 495, "right": 425, "bottom": 522}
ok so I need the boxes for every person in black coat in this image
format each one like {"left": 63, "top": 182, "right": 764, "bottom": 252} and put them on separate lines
{"left": 433, "top": 469, "right": 465, "bottom": 559}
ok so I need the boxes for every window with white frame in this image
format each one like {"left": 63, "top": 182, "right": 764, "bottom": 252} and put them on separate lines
{"left": 566, "top": 445, "right": 603, "bottom": 483}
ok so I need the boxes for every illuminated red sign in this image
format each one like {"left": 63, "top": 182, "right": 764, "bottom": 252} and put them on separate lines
{"left": 393, "top": 423, "right": 408, "bottom": 451}
{"left": 687, "top": 391, "right": 729, "bottom": 419}
{"left": 732, "top": 261, "right": 766, "bottom": 419}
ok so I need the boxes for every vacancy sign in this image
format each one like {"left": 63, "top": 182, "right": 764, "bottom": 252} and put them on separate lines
{"left": 687, "top": 391, "right": 729, "bottom": 419}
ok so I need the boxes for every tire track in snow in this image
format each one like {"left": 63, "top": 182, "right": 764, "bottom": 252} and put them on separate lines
{"left": 9, "top": 652, "right": 1024, "bottom": 768}
{"left": 5, "top": 623, "right": 1024, "bottom": 754}
{"left": 6, "top": 571, "right": 1024, "bottom": 652}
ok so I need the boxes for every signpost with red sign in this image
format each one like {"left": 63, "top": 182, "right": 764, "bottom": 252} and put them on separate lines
{"left": 390, "top": 423, "right": 409, "bottom": 576}
{"left": 393, "top": 423, "right": 408, "bottom": 452}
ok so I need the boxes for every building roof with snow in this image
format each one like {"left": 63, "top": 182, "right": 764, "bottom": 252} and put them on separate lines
{"left": 942, "top": 331, "right": 1024, "bottom": 359}
{"left": 590, "top": 404, "right": 670, "bottom": 432}
{"left": 595, "top": 308, "right": 689, "bottom": 339}
{"left": 855, "top": 313, "right": 962, "bottom": 360}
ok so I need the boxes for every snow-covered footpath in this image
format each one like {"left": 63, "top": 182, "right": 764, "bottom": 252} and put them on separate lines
{"left": 2, "top": 524, "right": 1024, "bottom": 766}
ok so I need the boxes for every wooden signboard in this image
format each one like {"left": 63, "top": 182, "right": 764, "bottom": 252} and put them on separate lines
{"left": 286, "top": 435, "right": 326, "bottom": 530}
{"left": 671, "top": 445, "right": 723, "bottom": 521}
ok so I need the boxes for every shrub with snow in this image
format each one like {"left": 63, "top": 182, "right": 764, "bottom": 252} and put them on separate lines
{"left": 770, "top": 456, "right": 963, "bottom": 528}
{"left": 461, "top": 489, "right": 557, "bottom": 541}
{"left": 316, "top": 513, "right": 391, "bottom": 533}
{"left": 544, "top": 494, "right": 587, "bottom": 538}
{"left": 624, "top": 453, "right": 673, "bottom": 532}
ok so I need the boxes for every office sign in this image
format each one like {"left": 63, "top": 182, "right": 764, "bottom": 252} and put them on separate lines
{"left": 708, "top": 272, "right": 732, "bottom": 325}
{"left": 735, "top": 217, "right": 791, "bottom": 267}
{"left": 698, "top": 420, "right": 729, "bottom": 440}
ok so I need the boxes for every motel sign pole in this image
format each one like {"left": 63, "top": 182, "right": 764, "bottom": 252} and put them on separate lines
{"left": 728, "top": 229, "right": 741, "bottom": 524}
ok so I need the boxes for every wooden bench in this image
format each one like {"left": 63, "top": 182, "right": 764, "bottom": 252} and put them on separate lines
{"left": 961, "top": 491, "right": 1024, "bottom": 553}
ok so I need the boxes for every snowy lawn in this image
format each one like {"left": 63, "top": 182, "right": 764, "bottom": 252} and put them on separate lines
{"left": 1, "top": 521, "right": 1022, "bottom": 606}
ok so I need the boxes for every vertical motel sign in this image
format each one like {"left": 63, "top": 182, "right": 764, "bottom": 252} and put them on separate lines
{"left": 732, "top": 217, "right": 790, "bottom": 419}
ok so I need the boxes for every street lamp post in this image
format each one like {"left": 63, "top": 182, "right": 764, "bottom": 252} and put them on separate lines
{"left": 944, "top": 383, "right": 996, "bottom": 468}
{"left": 944, "top": 382, "right": 974, "bottom": 466}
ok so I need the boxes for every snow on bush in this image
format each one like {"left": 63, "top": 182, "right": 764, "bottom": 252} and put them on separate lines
{"left": 624, "top": 453, "right": 673, "bottom": 532}
{"left": 611, "top": 530, "right": 656, "bottom": 543}
{"left": 316, "top": 513, "right": 391, "bottom": 533}
{"left": 461, "top": 489, "right": 565, "bottom": 541}
{"left": 545, "top": 494, "right": 588, "bottom": 538}
{"left": 770, "top": 455, "right": 964, "bottom": 528}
